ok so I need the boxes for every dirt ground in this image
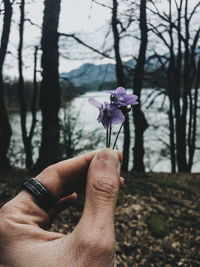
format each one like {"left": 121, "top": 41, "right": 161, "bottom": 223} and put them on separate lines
{"left": 0, "top": 169, "right": 200, "bottom": 267}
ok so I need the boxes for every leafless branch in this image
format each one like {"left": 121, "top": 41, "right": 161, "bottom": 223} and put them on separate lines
{"left": 92, "top": 0, "right": 112, "bottom": 10}
{"left": 188, "top": 1, "right": 200, "bottom": 22}
{"left": 25, "top": 18, "right": 41, "bottom": 29}
{"left": 149, "top": 23, "right": 170, "bottom": 49}
{"left": 58, "top": 32, "right": 112, "bottom": 59}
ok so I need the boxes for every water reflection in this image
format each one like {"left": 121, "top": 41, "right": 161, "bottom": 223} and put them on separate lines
{"left": 9, "top": 90, "right": 200, "bottom": 172}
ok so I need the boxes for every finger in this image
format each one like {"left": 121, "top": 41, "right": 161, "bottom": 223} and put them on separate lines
{"left": 17, "top": 150, "right": 97, "bottom": 211}
{"left": 6, "top": 151, "right": 97, "bottom": 227}
{"left": 53, "top": 193, "right": 78, "bottom": 214}
{"left": 49, "top": 193, "right": 78, "bottom": 221}
{"left": 120, "top": 177, "right": 124, "bottom": 187}
{"left": 77, "top": 149, "right": 122, "bottom": 233}
{"left": 35, "top": 151, "right": 97, "bottom": 201}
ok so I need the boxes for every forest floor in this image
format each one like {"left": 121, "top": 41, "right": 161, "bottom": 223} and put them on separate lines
{"left": 0, "top": 169, "right": 200, "bottom": 267}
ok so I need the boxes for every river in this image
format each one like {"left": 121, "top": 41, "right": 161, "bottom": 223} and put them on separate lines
{"left": 9, "top": 89, "right": 200, "bottom": 172}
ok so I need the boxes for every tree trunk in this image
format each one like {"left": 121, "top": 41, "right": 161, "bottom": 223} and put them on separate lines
{"left": 18, "top": 0, "right": 33, "bottom": 169}
{"left": 112, "top": 0, "right": 130, "bottom": 172}
{"left": 133, "top": 107, "right": 148, "bottom": 172}
{"left": 0, "top": 76, "right": 12, "bottom": 169}
{"left": 122, "top": 116, "right": 130, "bottom": 171}
{"left": 168, "top": 0, "right": 177, "bottom": 172}
{"left": 18, "top": 2, "right": 39, "bottom": 169}
{"left": 34, "top": 0, "right": 61, "bottom": 172}
{"left": 168, "top": 100, "right": 176, "bottom": 172}
{"left": 176, "top": 0, "right": 189, "bottom": 172}
{"left": 28, "top": 46, "right": 39, "bottom": 144}
{"left": 150, "top": 0, "right": 200, "bottom": 172}
{"left": 25, "top": 46, "right": 39, "bottom": 169}
{"left": 132, "top": 0, "right": 148, "bottom": 172}
{"left": 187, "top": 54, "right": 200, "bottom": 171}
{"left": 0, "top": 0, "right": 12, "bottom": 170}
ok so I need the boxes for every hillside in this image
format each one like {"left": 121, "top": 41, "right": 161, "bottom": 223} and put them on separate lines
{"left": 0, "top": 169, "right": 200, "bottom": 266}
{"left": 60, "top": 63, "right": 116, "bottom": 89}
{"left": 60, "top": 57, "right": 165, "bottom": 92}
{"left": 60, "top": 59, "right": 137, "bottom": 91}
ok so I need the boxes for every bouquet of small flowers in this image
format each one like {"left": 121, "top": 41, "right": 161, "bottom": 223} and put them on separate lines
{"left": 89, "top": 87, "right": 138, "bottom": 149}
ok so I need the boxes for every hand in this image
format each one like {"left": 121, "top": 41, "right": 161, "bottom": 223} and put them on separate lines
{"left": 0, "top": 149, "right": 122, "bottom": 267}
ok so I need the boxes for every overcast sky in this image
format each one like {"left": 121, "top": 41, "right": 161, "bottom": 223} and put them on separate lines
{"left": 2, "top": 0, "right": 112, "bottom": 79}
{"left": 1, "top": 0, "right": 200, "bottom": 79}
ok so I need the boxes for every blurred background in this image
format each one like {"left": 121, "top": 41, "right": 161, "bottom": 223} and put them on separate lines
{"left": 0, "top": 0, "right": 200, "bottom": 265}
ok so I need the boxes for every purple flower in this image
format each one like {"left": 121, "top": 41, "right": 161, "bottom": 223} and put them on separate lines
{"left": 108, "top": 87, "right": 138, "bottom": 107}
{"left": 88, "top": 97, "right": 125, "bottom": 129}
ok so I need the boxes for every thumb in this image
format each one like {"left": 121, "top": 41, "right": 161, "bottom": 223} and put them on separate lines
{"left": 79, "top": 149, "right": 122, "bottom": 230}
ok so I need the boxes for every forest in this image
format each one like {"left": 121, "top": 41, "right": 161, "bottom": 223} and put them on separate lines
{"left": 0, "top": 0, "right": 200, "bottom": 265}
{"left": 1, "top": 0, "right": 200, "bottom": 173}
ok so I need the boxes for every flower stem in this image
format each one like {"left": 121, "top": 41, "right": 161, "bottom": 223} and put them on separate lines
{"left": 109, "top": 124, "right": 112, "bottom": 147}
{"left": 106, "top": 128, "right": 109, "bottom": 148}
{"left": 112, "top": 122, "right": 125, "bottom": 150}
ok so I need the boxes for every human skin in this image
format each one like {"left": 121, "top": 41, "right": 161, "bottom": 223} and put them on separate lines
{"left": 0, "top": 149, "right": 123, "bottom": 267}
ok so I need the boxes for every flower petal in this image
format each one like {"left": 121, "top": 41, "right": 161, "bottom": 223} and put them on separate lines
{"left": 97, "top": 108, "right": 104, "bottom": 123}
{"left": 102, "top": 120, "right": 110, "bottom": 129}
{"left": 116, "top": 87, "right": 126, "bottom": 95}
{"left": 123, "top": 94, "right": 138, "bottom": 105}
{"left": 111, "top": 109, "right": 125, "bottom": 125}
{"left": 88, "top": 97, "right": 102, "bottom": 108}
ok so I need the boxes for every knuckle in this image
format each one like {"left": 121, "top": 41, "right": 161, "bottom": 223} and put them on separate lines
{"left": 92, "top": 176, "right": 118, "bottom": 198}
{"left": 99, "top": 239, "right": 116, "bottom": 255}
{"left": 0, "top": 203, "right": 15, "bottom": 231}
{"left": 0, "top": 201, "right": 26, "bottom": 227}
{"left": 40, "top": 165, "right": 59, "bottom": 178}
{"left": 79, "top": 234, "right": 116, "bottom": 255}
{"left": 0, "top": 203, "right": 22, "bottom": 250}
{"left": 37, "top": 165, "right": 62, "bottom": 188}
{"left": 0, "top": 203, "right": 12, "bottom": 219}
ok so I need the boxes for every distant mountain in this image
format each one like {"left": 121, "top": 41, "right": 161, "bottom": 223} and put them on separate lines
{"left": 60, "top": 60, "right": 136, "bottom": 91}
{"left": 60, "top": 63, "right": 116, "bottom": 91}
{"left": 61, "top": 51, "right": 199, "bottom": 91}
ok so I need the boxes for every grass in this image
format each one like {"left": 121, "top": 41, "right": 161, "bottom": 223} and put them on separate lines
{"left": 173, "top": 212, "right": 200, "bottom": 229}
{"left": 121, "top": 174, "right": 191, "bottom": 197}
{"left": 146, "top": 212, "right": 169, "bottom": 238}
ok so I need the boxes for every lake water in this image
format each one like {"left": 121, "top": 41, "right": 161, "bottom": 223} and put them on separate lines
{"left": 9, "top": 89, "right": 200, "bottom": 172}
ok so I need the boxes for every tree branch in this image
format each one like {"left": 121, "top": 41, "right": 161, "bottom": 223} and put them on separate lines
{"left": 58, "top": 32, "right": 112, "bottom": 59}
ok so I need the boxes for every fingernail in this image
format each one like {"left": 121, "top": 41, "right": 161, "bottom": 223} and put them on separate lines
{"left": 118, "top": 161, "right": 122, "bottom": 173}
{"left": 120, "top": 177, "right": 124, "bottom": 187}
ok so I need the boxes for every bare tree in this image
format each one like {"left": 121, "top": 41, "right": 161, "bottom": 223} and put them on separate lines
{"left": 0, "top": 0, "right": 12, "bottom": 169}
{"left": 132, "top": 0, "right": 148, "bottom": 172}
{"left": 59, "top": 1, "right": 135, "bottom": 171}
{"left": 18, "top": 0, "right": 39, "bottom": 169}
{"left": 149, "top": 0, "right": 200, "bottom": 172}
{"left": 34, "top": 0, "right": 61, "bottom": 171}
{"left": 112, "top": 0, "right": 131, "bottom": 171}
